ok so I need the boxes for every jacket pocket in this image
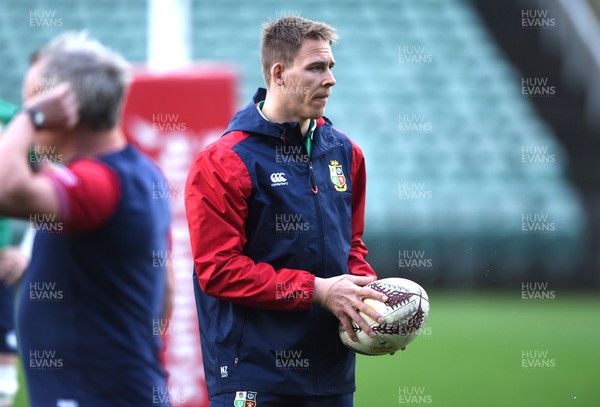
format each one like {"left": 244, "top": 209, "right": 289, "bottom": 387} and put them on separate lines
{"left": 233, "top": 310, "right": 248, "bottom": 367}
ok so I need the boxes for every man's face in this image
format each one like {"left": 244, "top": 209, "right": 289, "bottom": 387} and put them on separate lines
{"left": 278, "top": 38, "right": 336, "bottom": 122}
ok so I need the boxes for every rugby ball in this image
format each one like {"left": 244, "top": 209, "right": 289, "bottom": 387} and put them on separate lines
{"left": 339, "top": 277, "right": 430, "bottom": 355}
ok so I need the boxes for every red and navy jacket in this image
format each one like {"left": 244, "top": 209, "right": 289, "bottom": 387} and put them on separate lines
{"left": 185, "top": 88, "right": 376, "bottom": 397}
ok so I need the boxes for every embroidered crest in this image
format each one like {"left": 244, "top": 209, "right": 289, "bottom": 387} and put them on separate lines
{"left": 234, "top": 391, "right": 257, "bottom": 407}
{"left": 328, "top": 160, "right": 347, "bottom": 192}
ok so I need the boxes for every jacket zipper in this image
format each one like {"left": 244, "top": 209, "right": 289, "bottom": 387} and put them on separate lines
{"left": 308, "top": 161, "right": 318, "bottom": 194}
{"left": 307, "top": 160, "right": 327, "bottom": 288}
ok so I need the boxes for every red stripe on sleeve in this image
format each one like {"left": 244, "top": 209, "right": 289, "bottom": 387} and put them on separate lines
{"left": 347, "top": 140, "right": 377, "bottom": 278}
{"left": 44, "top": 159, "right": 121, "bottom": 234}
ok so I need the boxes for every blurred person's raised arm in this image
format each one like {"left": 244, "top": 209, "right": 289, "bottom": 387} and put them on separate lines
{"left": 0, "top": 84, "right": 78, "bottom": 220}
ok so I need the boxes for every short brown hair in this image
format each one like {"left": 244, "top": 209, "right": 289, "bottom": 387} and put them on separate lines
{"left": 30, "top": 32, "right": 130, "bottom": 131}
{"left": 261, "top": 16, "right": 338, "bottom": 86}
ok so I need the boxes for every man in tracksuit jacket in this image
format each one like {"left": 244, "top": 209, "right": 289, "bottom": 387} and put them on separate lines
{"left": 185, "top": 16, "right": 389, "bottom": 406}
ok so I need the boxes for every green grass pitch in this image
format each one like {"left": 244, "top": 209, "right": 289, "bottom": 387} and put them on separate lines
{"left": 354, "top": 291, "right": 600, "bottom": 406}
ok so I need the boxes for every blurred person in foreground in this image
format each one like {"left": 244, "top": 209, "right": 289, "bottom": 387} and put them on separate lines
{"left": 0, "top": 220, "right": 29, "bottom": 407}
{"left": 0, "top": 32, "right": 171, "bottom": 405}
{"left": 185, "top": 16, "right": 391, "bottom": 406}
{"left": 0, "top": 219, "right": 19, "bottom": 407}
{"left": 0, "top": 99, "right": 30, "bottom": 407}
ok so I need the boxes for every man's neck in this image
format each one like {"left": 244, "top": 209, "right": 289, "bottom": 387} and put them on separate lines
{"left": 61, "top": 127, "right": 127, "bottom": 162}
{"left": 260, "top": 98, "right": 311, "bottom": 136}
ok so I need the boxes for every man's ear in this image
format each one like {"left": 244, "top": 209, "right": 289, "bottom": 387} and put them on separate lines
{"left": 271, "top": 63, "right": 285, "bottom": 86}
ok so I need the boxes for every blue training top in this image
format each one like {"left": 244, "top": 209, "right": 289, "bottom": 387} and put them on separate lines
{"left": 18, "top": 145, "right": 171, "bottom": 406}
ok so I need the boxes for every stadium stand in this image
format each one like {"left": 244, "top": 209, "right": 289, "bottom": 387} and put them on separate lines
{"left": 0, "top": 0, "right": 587, "bottom": 285}
{"left": 0, "top": 0, "right": 147, "bottom": 105}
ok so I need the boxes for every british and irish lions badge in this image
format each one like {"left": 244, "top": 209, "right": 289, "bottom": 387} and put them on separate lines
{"left": 234, "top": 391, "right": 257, "bottom": 407}
{"left": 328, "top": 160, "right": 347, "bottom": 192}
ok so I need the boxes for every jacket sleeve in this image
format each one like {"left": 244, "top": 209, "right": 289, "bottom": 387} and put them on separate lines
{"left": 184, "top": 139, "right": 315, "bottom": 311}
{"left": 348, "top": 142, "right": 377, "bottom": 278}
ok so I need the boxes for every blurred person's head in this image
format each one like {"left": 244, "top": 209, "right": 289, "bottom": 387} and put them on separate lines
{"left": 24, "top": 32, "right": 130, "bottom": 133}
{"left": 261, "top": 17, "right": 338, "bottom": 122}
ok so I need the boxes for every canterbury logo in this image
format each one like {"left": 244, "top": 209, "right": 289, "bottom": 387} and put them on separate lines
{"left": 270, "top": 172, "right": 288, "bottom": 186}
{"left": 270, "top": 173, "right": 287, "bottom": 183}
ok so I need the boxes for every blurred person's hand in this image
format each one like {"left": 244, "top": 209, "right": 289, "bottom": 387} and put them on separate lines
{"left": 24, "top": 82, "right": 79, "bottom": 129}
{"left": 0, "top": 247, "right": 28, "bottom": 286}
{"left": 314, "top": 274, "right": 388, "bottom": 342}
